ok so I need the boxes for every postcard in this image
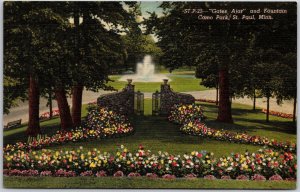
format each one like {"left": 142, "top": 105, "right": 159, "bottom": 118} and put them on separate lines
{"left": 3, "top": 1, "right": 297, "bottom": 189}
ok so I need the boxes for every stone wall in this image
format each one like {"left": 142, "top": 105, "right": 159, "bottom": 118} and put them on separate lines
{"left": 160, "top": 79, "right": 195, "bottom": 115}
{"left": 97, "top": 80, "right": 134, "bottom": 115}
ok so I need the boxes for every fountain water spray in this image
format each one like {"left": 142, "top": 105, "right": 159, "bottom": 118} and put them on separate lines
{"left": 119, "top": 55, "right": 170, "bottom": 82}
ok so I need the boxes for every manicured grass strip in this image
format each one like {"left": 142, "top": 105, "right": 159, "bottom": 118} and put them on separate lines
{"left": 107, "top": 74, "right": 210, "bottom": 92}
{"left": 3, "top": 177, "right": 296, "bottom": 189}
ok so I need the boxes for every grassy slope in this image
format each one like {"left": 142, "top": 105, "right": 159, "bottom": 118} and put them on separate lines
{"left": 3, "top": 99, "right": 296, "bottom": 189}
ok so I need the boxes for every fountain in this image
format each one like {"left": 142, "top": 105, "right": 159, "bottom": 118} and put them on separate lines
{"left": 119, "top": 55, "right": 170, "bottom": 82}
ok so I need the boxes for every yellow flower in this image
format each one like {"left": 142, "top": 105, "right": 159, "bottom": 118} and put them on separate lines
{"left": 127, "top": 161, "right": 131, "bottom": 165}
{"left": 80, "top": 154, "right": 85, "bottom": 160}
{"left": 191, "top": 151, "right": 195, "bottom": 156}
{"left": 88, "top": 152, "right": 92, "bottom": 156}
{"left": 90, "top": 162, "right": 96, "bottom": 168}
{"left": 207, "top": 160, "right": 211, "bottom": 164}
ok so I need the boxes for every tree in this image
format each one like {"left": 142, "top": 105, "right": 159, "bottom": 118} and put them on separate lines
{"left": 145, "top": 2, "right": 257, "bottom": 123}
{"left": 275, "top": 53, "right": 297, "bottom": 122}
{"left": 145, "top": 2, "right": 296, "bottom": 124}
{"left": 122, "top": 34, "right": 162, "bottom": 71}
{"left": 68, "top": 2, "right": 140, "bottom": 127}
{"left": 4, "top": 1, "right": 68, "bottom": 135}
{"left": 195, "top": 47, "right": 219, "bottom": 105}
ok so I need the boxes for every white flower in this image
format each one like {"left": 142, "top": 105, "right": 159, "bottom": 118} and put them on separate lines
{"left": 227, "top": 167, "right": 233, "bottom": 171}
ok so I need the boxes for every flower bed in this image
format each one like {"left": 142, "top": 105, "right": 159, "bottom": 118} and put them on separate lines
{"left": 40, "top": 109, "right": 60, "bottom": 120}
{"left": 261, "top": 109, "right": 294, "bottom": 119}
{"left": 3, "top": 145, "right": 296, "bottom": 180}
{"left": 180, "top": 122, "right": 296, "bottom": 152}
{"left": 169, "top": 104, "right": 296, "bottom": 152}
{"left": 168, "top": 104, "right": 205, "bottom": 124}
{"left": 4, "top": 108, "right": 134, "bottom": 152}
{"left": 85, "top": 107, "right": 132, "bottom": 133}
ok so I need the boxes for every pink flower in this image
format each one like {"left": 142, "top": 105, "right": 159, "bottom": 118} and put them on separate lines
{"left": 80, "top": 170, "right": 94, "bottom": 177}
{"left": 221, "top": 175, "right": 231, "bottom": 180}
{"left": 96, "top": 170, "right": 107, "bottom": 177}
{"left": 127, "top": 172, "right": 141, "bottom": 178}
{"left": 204, "top": 175, "right": 216, "bottom": 180}
{"left": 236, "top": 175, "right": 249, "bottom": 180}
{"left": 3, "top": 169, "right": 9, "bottom": 176}
{"left": 54, "top": 169, "right": 76, "bottom": 177}
{"left": 184, "top": 173, "right": 197, "bottom": 179}
{"left": 162, "top": 174, "right": 176, "bottom": 179}
{"left": 146, "top": 173, "right": 158, "bottom": 179}
{"left": 113, "top": 171, "right": 124, "bottom": 177}
{"left": 21, "top": 169, "right": 39, "bottom": 176}
{"left": 8, "top": 169, "right": 22, "bottom": 176}
{"left": 269, "top": 174, "right": 283, "bottom": 181}
{"left": 251, "top": 174, "right": 266, "bottom": 181}
{"left": 40, "top": 171, "right": 52, "bottom": 176}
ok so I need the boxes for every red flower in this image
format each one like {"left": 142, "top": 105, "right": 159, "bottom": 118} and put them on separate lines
{"left": 197, "top": 153, "right": 203, "bottom": 158}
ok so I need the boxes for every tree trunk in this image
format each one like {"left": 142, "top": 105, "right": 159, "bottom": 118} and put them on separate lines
{"left": 70, "top": 9, "right": 83, "bottom": 127}
{"left": 55, "top": 87, "right": 73, "bottom": 131}
{"left": 253, "top": 89, "right": 256, "bottom": 111}
{"left": 217, "top": 68, "right": 233, "bottom": 123}
{"left": 49, "top": 91, "right": 53, "bottom": 118}
{"left": 293, "top": 96, "right": 296, "bottom": 123}
{"left": 216, "top": 83, "right": 219, "bottom": 105}
{"left": 71, "top": 85, "right": 83, "bottom": 127}
{"left": 266, "top": 96, "right": 270, "bottom": 122}
{"left": 26, "top": 74, "right": 41, "bottom": 136}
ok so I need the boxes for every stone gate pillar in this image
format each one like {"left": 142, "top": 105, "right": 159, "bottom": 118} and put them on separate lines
{"left": 160, "top": 79, "right": 195, "bottom": 115}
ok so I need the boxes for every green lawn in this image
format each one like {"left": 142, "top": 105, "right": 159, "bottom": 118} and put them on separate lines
{"left": 3, "top": 177, "right": 296, "bottom": 189}
{"left": 107, "top": 71, "right": 210, "bottom": 92}
{"left": 3, "top": 99, "right": 296, "bottom": 189}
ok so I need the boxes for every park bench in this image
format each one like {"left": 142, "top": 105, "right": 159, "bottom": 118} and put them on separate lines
{"left": 4, "top": 119, "right": 22, "bottom": 129}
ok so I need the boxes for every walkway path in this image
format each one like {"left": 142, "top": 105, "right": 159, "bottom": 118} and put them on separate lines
{"left": 3, "top": 89, "right": 294, "bottom": 125}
